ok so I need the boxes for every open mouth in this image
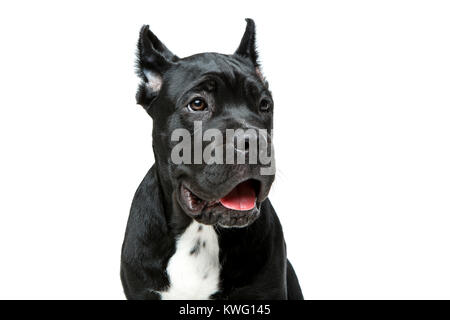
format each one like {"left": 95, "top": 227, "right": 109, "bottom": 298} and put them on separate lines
{"left": 180, "top": 179, "right": 260, "bottom": 214}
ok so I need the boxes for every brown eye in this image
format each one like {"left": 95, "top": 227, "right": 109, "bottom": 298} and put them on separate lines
{"left": 187, "top": 97, "right": 208, "bottom": 111}
{"left": 259, "top": 99, "right": 272, "bottom": 112}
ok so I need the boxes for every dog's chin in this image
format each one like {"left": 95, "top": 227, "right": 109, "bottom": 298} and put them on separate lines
{"left": 176, "top": 180, "right": 263, "bottom": 228}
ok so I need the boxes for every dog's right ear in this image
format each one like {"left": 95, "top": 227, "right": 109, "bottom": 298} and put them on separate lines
{"left": 136, "top": 25, "right": 178, "bottom": 113}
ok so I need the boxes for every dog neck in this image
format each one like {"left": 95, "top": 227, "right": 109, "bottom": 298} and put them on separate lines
{"left": 152, "top": 150, "right": 193, "bottom": 234}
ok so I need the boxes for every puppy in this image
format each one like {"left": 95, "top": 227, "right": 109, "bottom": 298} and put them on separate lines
{"left": 121, "top": 19, "right": 303, "bottom": 300}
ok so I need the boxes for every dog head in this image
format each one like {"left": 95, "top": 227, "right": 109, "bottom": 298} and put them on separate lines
{"left": 136, "top": 19, "right": 275, "bottom": 228}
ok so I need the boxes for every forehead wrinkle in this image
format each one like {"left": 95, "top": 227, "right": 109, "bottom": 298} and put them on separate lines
{"left": 216, "top": 55, "right": 267, "bottom": 94}
{"left": 244, "top": 76, "right": 269, "bottom": 97}
{"left": 210, "top": 54, "right": 237, "bottom": 87}
{"left": 168, "top": 53, "right": 263, "bottom": 99}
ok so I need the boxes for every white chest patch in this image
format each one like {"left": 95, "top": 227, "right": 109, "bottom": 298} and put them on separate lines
{"left": 158, "top": 220, "right": 220, "bottom": 300}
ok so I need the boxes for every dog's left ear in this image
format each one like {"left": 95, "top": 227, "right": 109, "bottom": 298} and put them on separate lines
{"left": 136, "top": 25, "right": 178, "bottom": 113}
{"left": 235, "top": 18, "right": 259, "bottom": 67}
{"left": 235, "top": 18, "right": 267, "bottom": 85}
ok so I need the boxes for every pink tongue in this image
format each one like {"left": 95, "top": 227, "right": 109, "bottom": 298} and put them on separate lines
{"left": 219, "top": 180, "right": 256, "bottom": 211}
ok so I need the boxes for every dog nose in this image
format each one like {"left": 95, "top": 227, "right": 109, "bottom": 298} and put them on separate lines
{"left": 234, "top": 136, "right": 250, "bottom": 153}
{"left": 232, "top": 130, "right": 261, "bottom": 167}
{"left": 234, "top": 132, "right": 255, "bottom": 154}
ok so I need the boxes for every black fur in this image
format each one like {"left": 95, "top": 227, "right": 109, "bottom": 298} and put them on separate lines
{"left": 121, "top": 19, "right": 303, "bottom": 300}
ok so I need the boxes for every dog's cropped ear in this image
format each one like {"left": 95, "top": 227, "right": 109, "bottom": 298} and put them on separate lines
{"left": 234, "top": 18, "right": 259, "bottom": 67}
{"left": 234, "top": 19, "right": 267, "bottom": 85}
{"left": 136, "top": 25, "right": 178, "bottom": 113}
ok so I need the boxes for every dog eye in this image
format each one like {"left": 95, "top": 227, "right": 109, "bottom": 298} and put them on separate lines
{"left": 187, "top": 98, "right": 208, "bottom": 111}
{"left": 259, "top": 99, "right": 272, "bottom": 112}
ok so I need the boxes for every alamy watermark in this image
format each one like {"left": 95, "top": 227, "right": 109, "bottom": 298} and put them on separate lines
{"left": 170, "top": 121, "right": 275, "bottom": 175}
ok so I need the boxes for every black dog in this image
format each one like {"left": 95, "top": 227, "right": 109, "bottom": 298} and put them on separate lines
{"left": 121, "top": 19, "right": 303, "bottom": 300}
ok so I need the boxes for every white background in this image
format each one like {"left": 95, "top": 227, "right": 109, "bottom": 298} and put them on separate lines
{"left": 0, "top": 0, "right": 449, "bottom": 299}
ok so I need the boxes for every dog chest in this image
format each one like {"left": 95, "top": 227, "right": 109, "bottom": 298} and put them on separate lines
{"left": 158, "top": 220, "right": 220, "bottom": 300}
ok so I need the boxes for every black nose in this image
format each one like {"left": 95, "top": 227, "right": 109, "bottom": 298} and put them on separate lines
{"left": 235, "top": 135, "right": 252, "bottom": 154}
{"left": 233, "top": 131, "right": 261, "bottom": 165}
